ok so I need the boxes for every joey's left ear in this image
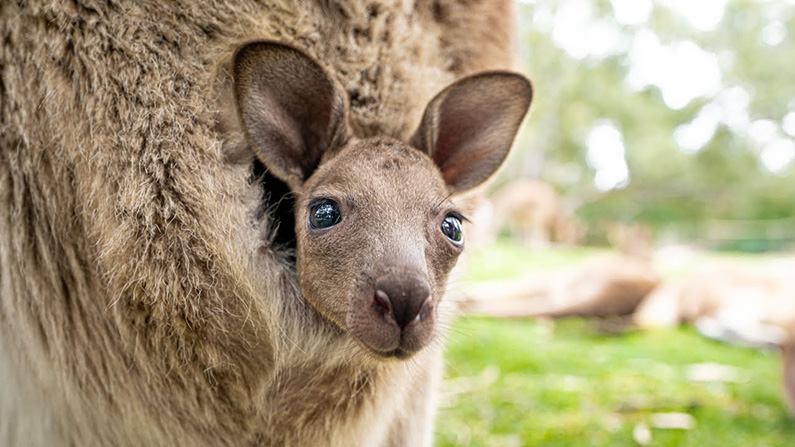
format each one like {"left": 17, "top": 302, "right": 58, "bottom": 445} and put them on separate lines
{"left": 411, "top": 72, "right": 533, "bottom": 193}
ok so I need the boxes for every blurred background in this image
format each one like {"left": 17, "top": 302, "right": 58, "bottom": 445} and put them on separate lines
{"left": 507, "top": 0, "right": 794, "bottom": 252}
{"left": 436, "top": 0, "right": 795, "bottom": 445}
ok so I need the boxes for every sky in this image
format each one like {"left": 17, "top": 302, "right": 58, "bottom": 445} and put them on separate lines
{"left": 519, "top": 0, "right": 795, "bottom": 190}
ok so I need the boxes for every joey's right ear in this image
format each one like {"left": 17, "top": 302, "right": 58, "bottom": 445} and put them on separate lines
{"left": 233, "top": 41, "right": 349, "bottom": 190}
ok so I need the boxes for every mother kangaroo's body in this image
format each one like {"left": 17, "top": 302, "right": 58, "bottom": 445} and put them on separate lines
{"left": 0, "top": 1, "right": 521, "bottom": 446}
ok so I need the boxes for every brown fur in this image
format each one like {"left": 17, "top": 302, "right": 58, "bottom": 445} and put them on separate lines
{"left": 0, "top": 1, "right": 522, "bottom": 446}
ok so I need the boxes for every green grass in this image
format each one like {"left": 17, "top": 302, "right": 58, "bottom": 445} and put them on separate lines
{"left": 436, "top": 243, "right": 795, "bottom": 446}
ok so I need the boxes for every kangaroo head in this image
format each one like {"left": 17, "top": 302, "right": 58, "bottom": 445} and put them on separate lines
{"left": 233, "top": 41, "right": 532, "bottom": 359}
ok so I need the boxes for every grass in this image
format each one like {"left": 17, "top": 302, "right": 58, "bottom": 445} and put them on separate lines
{"left": 435, "top": 243, "right": 795, "bottom": 446}
{"left": 463, "top": 243, "right": 603, "bottom": 283}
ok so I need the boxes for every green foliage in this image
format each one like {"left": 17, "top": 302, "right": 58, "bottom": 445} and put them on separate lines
{"left": 505, "top": 0, "right": 795, "bottom": 249}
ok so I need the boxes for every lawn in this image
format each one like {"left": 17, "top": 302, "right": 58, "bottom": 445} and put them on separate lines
{"left": 435, "top": 243, "right": 795, "bottom": 446}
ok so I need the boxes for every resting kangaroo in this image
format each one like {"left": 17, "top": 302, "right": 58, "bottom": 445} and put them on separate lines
{"left": 234, "top": 40, "right": 531, "bottom": 365}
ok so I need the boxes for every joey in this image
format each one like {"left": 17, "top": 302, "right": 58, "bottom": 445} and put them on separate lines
{"left": 234, "top": 41, "right": 532, "bottom": 358}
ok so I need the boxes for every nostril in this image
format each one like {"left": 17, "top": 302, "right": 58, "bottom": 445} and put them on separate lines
{"left": 410, "top": 297, "right": 435, "bottom": 326}
{"left": 373, "top": 289, "right": 396, "bottom": 325}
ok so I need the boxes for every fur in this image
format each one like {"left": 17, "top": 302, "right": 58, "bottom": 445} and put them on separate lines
{"left": 0, "top": 1, "right": 517, "bottom": 446}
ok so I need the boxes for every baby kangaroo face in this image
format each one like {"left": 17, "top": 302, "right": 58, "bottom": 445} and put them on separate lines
{"left": 295, "top": 138, "right": 462, "bottom": 358}
{"left": 233, "top": 41, "right": 532, "bottom": 359}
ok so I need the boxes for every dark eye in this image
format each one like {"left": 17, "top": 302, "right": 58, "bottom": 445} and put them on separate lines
{"left": 441, "top": 214, "right": 464, "bottom": 245}
{"left": 308, "top": 199, "right": 342, "bottom": 230}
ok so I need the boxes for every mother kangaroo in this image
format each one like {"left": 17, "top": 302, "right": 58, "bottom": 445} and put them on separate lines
{"left": 0, "top": 1, "right": 524, "bottom": 446}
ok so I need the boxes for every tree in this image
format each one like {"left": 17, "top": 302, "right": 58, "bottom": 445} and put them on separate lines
{"left": 505, "top": 0, "right": 795, "bottom": 250}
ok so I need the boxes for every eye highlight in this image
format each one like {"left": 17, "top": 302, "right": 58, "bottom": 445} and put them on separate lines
{"left": 308, "top": 199, "right": 342, "bottom": 230}
{"left": 440, "top": 214, "right": 464, "bottom": 246}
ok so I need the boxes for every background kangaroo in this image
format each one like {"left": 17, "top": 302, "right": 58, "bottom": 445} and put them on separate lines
{"left": 633, "top": 264, "right": 795, "bottom": 418}
{"left": 0, "top": 1, "right": 525, "bottom": 446}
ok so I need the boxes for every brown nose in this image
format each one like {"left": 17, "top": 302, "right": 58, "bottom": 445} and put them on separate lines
{"left": 373, "top": 272, "right": 433, "bottom": 329}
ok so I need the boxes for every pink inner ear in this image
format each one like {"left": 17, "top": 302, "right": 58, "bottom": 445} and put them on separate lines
{"left": 234, "top": 41, "right": 350, "bottom": 188}
{"left": 419, "top": 72, "right": 532, "bottom": 192}
{"left": 434, "top": 108, "right": 473, "bottom": 160}
{"left": 432, "top": 94, "right": 504, "bottom": 189}
{"left": 256, "top": 89, "right": 304, "bottom": 158}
